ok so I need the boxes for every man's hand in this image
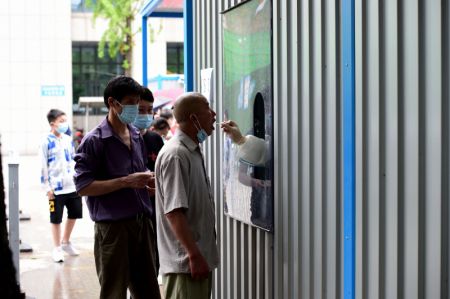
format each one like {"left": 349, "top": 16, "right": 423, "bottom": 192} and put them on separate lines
{"left": 47, "top": 190, "right": 55, "bottom": 200}
{"left": 220, "top": 120, "right": 246, "bottom": 144}
{"left": 145, "top": 173, "right": 156, "bottom": 196}
{"left": 165, "top": 209, "right": 210, "bottom": 280}
{"left": 188, "top": 251, "right": 210, "bottom": 280}
{"left": 123, "top": 172, "right": 154, "bottom": 189}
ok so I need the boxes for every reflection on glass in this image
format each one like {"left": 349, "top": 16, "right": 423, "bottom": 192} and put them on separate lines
{"left": 222, "top": 0, "right": 273, "bottom": 232}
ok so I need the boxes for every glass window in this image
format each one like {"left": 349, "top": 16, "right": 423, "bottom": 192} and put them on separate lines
{"left": 71, "top": 0, "right": 95, "bottom": 12}
{"left": 81, "top": 47, "right": 95, "bottom": 63}
{"left": 72, "top": 47, "right": 80, "bottom": 64}
{"left": 166, "top": 42, "right": 184, "bottom": 74}
{"left": 72, "top": 42, "right": 125, "bottom": 115}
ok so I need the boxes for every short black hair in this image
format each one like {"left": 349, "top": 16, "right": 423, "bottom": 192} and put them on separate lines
{"left": 151, "top": 118, "right": 170, "bottom": 131}
{"left": 141, "top": 87, "right": 154, "bottom": 103}
{"left": 47, "top": 109, "right": 66, "bottom": 123}
{"left": 159, "top": 109, "right": 173, "bottom": 120}
{"left": 103, "top": 76, "right": 143, "bottom": 108}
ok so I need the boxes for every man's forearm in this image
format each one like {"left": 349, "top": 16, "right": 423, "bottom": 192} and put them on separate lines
{"left": 78, "top": 177, "right": 126, "bottom": 196}
{"left": 166, "top": 209, "right": 202, "bottom": 258}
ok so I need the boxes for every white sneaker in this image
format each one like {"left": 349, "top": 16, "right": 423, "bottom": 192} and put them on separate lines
{"left": 61, "top": 241, "right": 80, "bottom": 256}
{"left": 52, "top": 247, "right": 64, "bottom": 263}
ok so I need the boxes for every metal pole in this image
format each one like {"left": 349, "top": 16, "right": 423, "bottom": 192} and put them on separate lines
{"left": 342, "top": 0, "right": 356, "bottom": 297}
{"left": 8, "top": 163, "right": 20, "bottom": 283}
{"left": 142, "top": 15, "right": 148, "bottom": 86}
{"left": 85, "top": 103, "right": 89, "bottom": 132}
{"left": 183, "top": 0, "right": 194, "bottom": 92}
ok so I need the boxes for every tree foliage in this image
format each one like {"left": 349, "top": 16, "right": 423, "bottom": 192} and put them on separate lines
{"left": 87, "top": 0, "right": 143, "bottom": 75}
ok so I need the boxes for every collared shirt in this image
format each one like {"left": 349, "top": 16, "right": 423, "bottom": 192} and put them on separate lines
{"left": 74, "top": 118, "right": 152, "bottom": 222}
{"left": 155, "top": 130, "right": 219, "bottom": 275}
{"left": 40, "top": 133, "right": 76, "bottom": 195}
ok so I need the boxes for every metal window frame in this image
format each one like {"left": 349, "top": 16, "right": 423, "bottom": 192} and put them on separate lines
{"left": 141, "top": 0, "right": 193, "bottom": 91}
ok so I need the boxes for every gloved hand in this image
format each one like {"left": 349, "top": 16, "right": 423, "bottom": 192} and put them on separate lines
{"left": 220, "top": 120, "right": 246, "bottom": 145}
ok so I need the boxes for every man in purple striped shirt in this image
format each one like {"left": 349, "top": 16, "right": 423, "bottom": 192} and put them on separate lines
{"left": 74, "top": 76, "right": 161, "bottom": 299}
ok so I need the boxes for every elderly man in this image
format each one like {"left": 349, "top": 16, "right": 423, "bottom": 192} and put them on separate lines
{"left": 155, "top": 92, "right": 218, "bottom": 299}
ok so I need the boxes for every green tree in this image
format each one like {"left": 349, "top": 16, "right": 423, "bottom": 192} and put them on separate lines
{"left": 87, "top": 0, "right": 143, "bottom": 75}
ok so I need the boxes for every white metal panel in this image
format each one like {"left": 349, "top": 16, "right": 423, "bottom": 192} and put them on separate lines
{"left": 444, "top": 3, "right": 450, "bottom": 299}
{"left": 423, "top": 1, "right": 442, "bottom": 298}
{"left": 192, "top": 0, "right": 448, "bottom": 298}
{"left": 312, "top": 0, "right": 324, "bottom": 296}
{"left": 364, "top": 0, "right": 381, "bottom": 298}
{"left": 383, "top": 0, "right": 399, "bottom": 297}
{"left": 194, "top": 0, "right": 342, "bottom": 298}
{"left": 355, "top": 0, "right": 447, "bottom": 298}
{"left": 400, "top": 1, "right": 420, "bottom": 298}
{"left": 299, "top": 0, "right": 312, "bottom": 297}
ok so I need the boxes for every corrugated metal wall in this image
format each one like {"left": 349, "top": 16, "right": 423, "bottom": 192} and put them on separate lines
{"left": 355, "top": 0, "right": 449, "bottom": 299}
{"left": 191, "top": 0, "right": 449, "bottom": 298}
{"left": 193, "top": 1, "right": 274, "bottom": 298}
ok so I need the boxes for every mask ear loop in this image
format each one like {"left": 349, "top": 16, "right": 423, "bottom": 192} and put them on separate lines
{"left": 191, "top": 114, "right": 202, "bottom": 131}
{"left": 113, "top": 99, "right": 125, "bottom": 116}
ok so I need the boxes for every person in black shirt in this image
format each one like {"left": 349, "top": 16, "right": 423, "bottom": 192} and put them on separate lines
{"left": 142, "top": 130, "right": 164, "bottom": 172}
{"left": 133, "top": 87, "right": 164, "bottom": 273}
{"left": 150, "top": 117, "right": 171, "bottom": 143}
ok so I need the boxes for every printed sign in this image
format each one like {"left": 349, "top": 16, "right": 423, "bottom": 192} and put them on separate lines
{"left": 41, "top": 86, "right": 65, "bottom": 97}
{"left": 200, "top": 68, "right": 214, "bottom": 104}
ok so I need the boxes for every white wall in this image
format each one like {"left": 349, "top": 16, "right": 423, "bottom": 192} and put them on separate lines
{"left": 137, "top": 17, "right": 184, "bottom": 80}
{"left": 71, "top": 12, "right": 109, "bottom": 42}
{"left": 0, "top": 0, "right": 73, "bottom": 155}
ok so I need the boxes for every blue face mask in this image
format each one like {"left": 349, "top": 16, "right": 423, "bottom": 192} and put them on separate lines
{"left": 56, "top": 122, "right": 69, "bottom": 134}
{"left": 133, "top": 114, "right": 154, "bottom": 130}
{"left": 116, "top": 101, "right": 139, "bottom": 124}
{"left": 192, "top": 115, "right": 208, "bottom": 143}
{"left": 197, "top": 129, "right": 208, "bottom": 143}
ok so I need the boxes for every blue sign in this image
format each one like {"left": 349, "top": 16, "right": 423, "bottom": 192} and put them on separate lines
{"left": 41, "top": 85, "right": 65, "bottom": 97}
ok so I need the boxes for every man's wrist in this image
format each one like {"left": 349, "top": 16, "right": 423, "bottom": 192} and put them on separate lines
{"left": 116, "top": 176, "right": 127, "bottom": 189}
{"left": 236, "top": 135, "right": 246, "bottom": 145}
{"left": 187, "top": 247, "right": 202, "bottom": 259}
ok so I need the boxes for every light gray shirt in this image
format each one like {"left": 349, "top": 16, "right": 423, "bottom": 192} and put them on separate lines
{"left": 155, "top": 130, "right": 219, "bottom": 274}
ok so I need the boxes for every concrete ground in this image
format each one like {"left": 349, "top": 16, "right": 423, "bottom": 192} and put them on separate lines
{"left": 3, "top": 154, "right": 163, "bottom": 298}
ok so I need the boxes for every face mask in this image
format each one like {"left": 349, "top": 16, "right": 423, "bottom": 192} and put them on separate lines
{"left": 192, "top": 115, "right": 208, "bottom": 143}
{"left": 133, "top": 114, "right": 154, "bottom": 130}
{"left": 56, "top": 122, "right": 69, "bottom": 134}
{"left": 116, "top": 101, "right": 139, "bottom": 124}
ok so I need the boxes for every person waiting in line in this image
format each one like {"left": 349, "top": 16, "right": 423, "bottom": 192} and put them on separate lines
{"left": 133, "top": 87, "right": 165, "bottom": 172}
{"left": 40, "top": 109, "right": 82, "bottom": 263}
{"left": 74, "top": 76, "right": 161, "bottom": 299}
{"left": 159, "top": 109, "right": 178, "bottom": 136}
{"left": 132, "top": 86, "right": 164, "bottom": 272}
{"left": 155, "top": 92, "right": 219, "bottom": 299}
{"left": 150, "top": 117, "right": 171, "bottom": 142}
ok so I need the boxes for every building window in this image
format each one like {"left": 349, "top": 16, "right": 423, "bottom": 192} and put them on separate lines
{"left": 166, "top": 42, "right": 184, "bottom": 74}
{"left": 71, "top": 0, "right": 95, "bottom": 12}
{"left": 72, "top": 42, "right": 124, "bottom": 114}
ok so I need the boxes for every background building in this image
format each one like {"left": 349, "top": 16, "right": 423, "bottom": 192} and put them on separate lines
{"left": 0, "top": 0, "right": 185, "bottom": 155}
{"left": 0, "top": 0, "right": 72, "bottom": 155}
